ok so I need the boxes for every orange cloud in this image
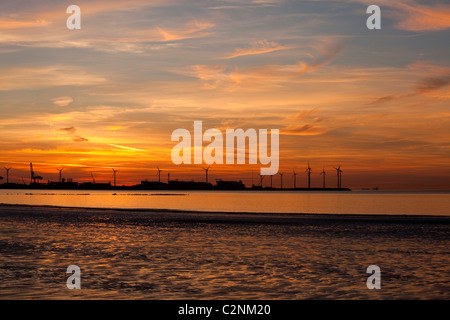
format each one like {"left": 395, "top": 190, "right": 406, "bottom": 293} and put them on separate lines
{"left": 394, "top": 3, "right": 450, "bottom": 31}
{"left": 156, "top": 20, "right": 214, "bottom": 41}
{"left": 177, "top": 40, "right": 343, "bottom": 88}
{"left": 0, "top": 66, "right": 106, "bottom": 91}
{"left": 220, "top": 40, "right": 293, "bottom": 59}
{"left": 0, "top": 18, "right": 50, "bottom": 30}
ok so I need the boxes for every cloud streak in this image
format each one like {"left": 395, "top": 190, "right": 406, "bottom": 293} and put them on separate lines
{"left": 177, "top": 39, "right": 343, "bottom": 88}
{"left": 219, "top": 40, "right": 293, "bottom": 59}
{"left": 393, "top": 3, "right": 450, "bottom": 32}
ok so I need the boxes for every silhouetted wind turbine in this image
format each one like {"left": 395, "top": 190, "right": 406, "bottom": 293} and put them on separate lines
{"left": 167, "top": 172, "right": 170, "bottom": 183}
{"left": 270, "top": 175, "right": 273, "bottom": 188}
{"left": 334, "top": 166, "right": 342, "bottom": 189}
{"left": 260, "top": 174, "right": 264, "bottom": 187}
{"left": 112, "top": 168, "right": 117, "bottom": 187}
{"left": 279, "top": 172, "right": 284, "bottom": 189}
{"left": 57, "top": 168, "right": 64, "bottom": 183}
{"left": 293, "top": 170, "right": 297, "bottom": 189}
{"left": 4, "top": 167, "right": 11, "bottom": 184}
{"left": 156, "top": 166, "right": 162, "bottom": 183}
{"left": 320, "top": 167, "right": 326, "bottom": 189}
{"left": 202, "top": 166, "right": 211, "bottom": 184}
{"left": 305, "top": 162, "right": 312, "bottom": 189}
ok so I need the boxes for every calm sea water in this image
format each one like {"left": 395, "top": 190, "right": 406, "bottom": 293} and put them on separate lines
{"left": 0, "top": 206, "right": 449, "bottom": 299}
{"left": 1, "top": 190, "right": 449, "bottom": 299}
{"left": 0, "top": 189, "right": 449, "bottom": 215}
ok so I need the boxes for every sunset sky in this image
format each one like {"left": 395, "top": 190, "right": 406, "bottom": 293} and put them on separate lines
{"left": 0, "top": 0, "right": 449, "bottom": 189}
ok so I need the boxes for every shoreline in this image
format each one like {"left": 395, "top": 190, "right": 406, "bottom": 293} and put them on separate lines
{"left": 1, "top": 203, "right": 449, "bottom": 224}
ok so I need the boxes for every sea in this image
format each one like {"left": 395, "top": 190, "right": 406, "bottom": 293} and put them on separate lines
{"left": 0, "top": 189, "right": 449, "bottom": 216}
{"left": 0, "top": 189, "right": 449, "bottom": 299}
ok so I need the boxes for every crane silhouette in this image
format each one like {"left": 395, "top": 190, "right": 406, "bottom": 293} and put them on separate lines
{"left": 202, "top": 166, "right": 211, "bottom": 184}
{"left": 30, "top": 163, "right": 42, "bottom": 184}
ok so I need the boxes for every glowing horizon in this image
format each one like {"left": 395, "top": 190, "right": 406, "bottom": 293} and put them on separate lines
{"left": 0, "top": 0, "right": 449, "bottom": 190}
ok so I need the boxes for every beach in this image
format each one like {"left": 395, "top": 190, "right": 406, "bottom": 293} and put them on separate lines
{"left": 0, "top": 204, "right": 449, "bottom": 299}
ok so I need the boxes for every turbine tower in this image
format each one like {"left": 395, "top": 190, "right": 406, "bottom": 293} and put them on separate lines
{"left": 305, "top": 162, "right": 312, "bottom": 189}
{"left": 57, "top": 168, "right": 64, "bottom": 183}
{"left": 279, "top": 172, "right": 284, "bottom": 189}
{"left": 156, "top": 166, "right": 162, "bottom": 183}
{"left": 320, "top": 167, "right": 326, "bottom": 189}
{"left": 334, "top": 166, "right": 342, "bottom": 189}
{"left": 112, "top": 168, "right": 117, "bottom": 187}
{"left": 4, "top": 167, "right": 11, "bottom": 184}
{"left": 202, "top": 166, "right": 211, "bottom": 184}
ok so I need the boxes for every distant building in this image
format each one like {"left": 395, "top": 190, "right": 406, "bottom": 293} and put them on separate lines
{"left": 168, "top": 180, "right": 213, "bottom": 190}
{"left": 216, "top": 179, "right": 246, "bottom": 190}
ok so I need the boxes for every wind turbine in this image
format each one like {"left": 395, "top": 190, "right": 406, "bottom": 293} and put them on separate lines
{"left": 4, "top": 167, "right": 11, "bottom": 184}
{"left": 156, "top": 166, "right": 162, "bottom": 183}
{"left": 57, "top": 168, "right": 64, "bottom": 183}
{"left": 293, "top": 170, "right": 297, "bottom": 189}
{"left": 320, "top": 167, "right": 326, "bottom": 189}
{"left": 260, "top": 174, "right": 264, "bottom": 187}
{"left": 279, "top": 172, "right": 284, "bottom": 189}
{"left": 202, "top": 166, "right": 211, "bottom": 184}
{"left": 334, "top": 166, "right": 342, "bottom": 189}
{"left": 305, "top": 162, "right": 312, "bottom": 189}
{"left": 112, "top": 168, "right": 117, "bottom": 187}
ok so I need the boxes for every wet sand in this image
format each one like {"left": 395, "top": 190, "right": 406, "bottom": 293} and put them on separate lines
{"left": 0, "top": 204, "right": 449, "bottom": 299}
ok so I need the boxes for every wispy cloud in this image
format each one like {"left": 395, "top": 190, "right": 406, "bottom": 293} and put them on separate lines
{"left": 415, "top": 75, "right": 450, "bottom": 94}
{"left": 0, "top": 18, "right": 50, "bottom": 30}
{"left": 0, "top": 66, "right": 107, "bottom": 91}
{"left": 177, "top": 39, "right": 343, "bottom": 88}
{"left": 156, "top": 20, "right": 215, "bottom": 41}
{"left": 393, "top": 3, "right": 450, "bottom": 32}
{"left": 109, "top": 144, "right": 145, "bottom": 152}
{"left": 219, "top": 40, "right": 293, "bottom": 59}
{"left": 59, "top": 127, "right": 89, "bottom": 142}
{"left": 52, "top": 96, "right": 73, "bottom": 107}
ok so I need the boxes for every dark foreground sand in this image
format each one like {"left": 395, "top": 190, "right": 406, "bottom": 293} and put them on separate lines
{"left": 0, "top": 204, "right": 449, "bottom": 299}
